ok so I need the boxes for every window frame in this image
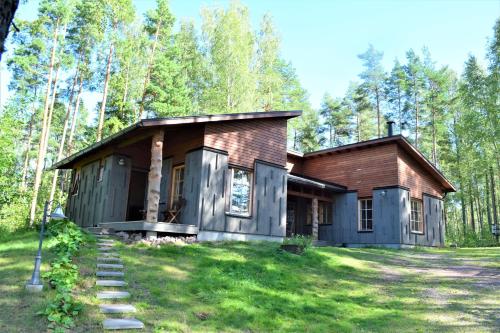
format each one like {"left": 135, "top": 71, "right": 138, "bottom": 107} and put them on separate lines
{"left": 410, "top": 198, "right": 424, "bottom": 234}
{"left": 227, "top": 167, "right": 253, "bottom": 217}
{"left": 170, "top": 164, "right": 185, "bottom": 210}
{"left": 358, "top": 198, "right": 373, "bottom": 232}
{"left": 318, "top": 201, "right": 332, "bottom": 225}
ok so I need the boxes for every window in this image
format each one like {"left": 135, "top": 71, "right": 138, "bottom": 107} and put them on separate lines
{"left": 306, "top": 201, "right": 331, "bottom": 225}
{"left": 97, "top": 160, "right": 105, "bottom": 182}
{"left": 319, "top": 202, "right": 331, "bottom": 225}
{"left": 358, "top": 198, "right": 373, "bottom": 231}
{"left": 410, "top": 199, "right": 423, "bottom": 233}
{"left": 170, "top": 165, "right": 185, "bottom": 210}
{"left": 229, "top": 168, "right": 253, "bottom": 215}
{"left": 71, "top": 171, "right": 80, "bottom": 196}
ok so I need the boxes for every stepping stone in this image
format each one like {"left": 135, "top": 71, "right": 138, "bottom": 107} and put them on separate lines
{"left": 96, "top": 280, "right": 128, "bottom": 287}
{"left": 98, "top": 242, "right": 114, "bottom": 246}
{"left": 99, "top": 251, "right": 119, "bottom": 255}
{"left": 98, "top": 247, "right": 114, "bottom": 251}
{"left": 103, "top": 318, "right": 144, "bottom": 330}
{"left": 96, "top": 271, "right": 124, "bottom": 277}
{"left": 97, "top": 257, "right": 122, "bottom": 262}
{"left": 97, "top": 291, "right": 130, "bottom": 299}
{"left": 97, "top": 263, "right": 124, "bottom": 269}
{"left": 100, "top": 304, "right": 136, "bottom": 313}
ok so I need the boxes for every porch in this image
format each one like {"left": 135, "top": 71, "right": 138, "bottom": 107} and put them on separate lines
{"left": 286, "top": 174, "right": 347, "bottom": 241}
{"left": 99, "top": 221, "right": 199, "bottom": 235}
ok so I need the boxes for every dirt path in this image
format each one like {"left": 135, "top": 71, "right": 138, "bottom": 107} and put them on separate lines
{"left": 371, "top": 250, "right": 500, "bottom": 331}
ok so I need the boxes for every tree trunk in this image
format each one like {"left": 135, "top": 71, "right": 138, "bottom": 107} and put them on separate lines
{"left": 485, "top": 172, "right": 493, "bottom": 227}
{"left": 356, "top": 112, "right": 360, "bottom": 142}
{"left": 312, "top": 198, "right": 318, "bottom": 241}
{"left": 96, "top": 42, "right": 114, "bottom": 142}
{"left": 414, "top": 85, "right": 419, "bottom": 148}
{"left": 29, "top": 19, "right": 60, "bottom": 226}
{"left": 42, "top": 60, "right": 62, "bottom": 161}
{"left": 490, "top": 167, "right": 498, "bottom": 242}
{"left": 146, "top": 129, "right": 164, "bottom": 224}
{"left": 469, "top": 182, "right": 476, "bottom": 233}
{"left": 375, "top": 87, "right": 381, "bottom": 138}
{"left": 138, "top": 19, "right": 162, "bottom": 120}
{"left": 397, "top": 87, "right": 402, "bottom": 133}
{"left": 21, "top": 111, "right": 35, "bottom": 189}
{"left": 66, "top": 76, "right": 83, "bottom": 157}
{"left": 48, "top": 68, "right": 80, "bottom": 212}
{"left": 0, "top": 0, "right": 19, "bottom": 61}
{"left": 431, "top": 109, "right": 437, "bottom": 165}
{"left": 120, "top": 60, "right": 131, "bottom": 118}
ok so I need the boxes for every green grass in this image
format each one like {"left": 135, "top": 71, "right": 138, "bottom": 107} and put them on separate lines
{"left": 0, "top": 230, "right": 98, "bottom": 332}
{"left": 1, "top": 232, "right": 498, "bottom": 332}
{"left": 115, "top": 242, "right": 499, "bottom": 333}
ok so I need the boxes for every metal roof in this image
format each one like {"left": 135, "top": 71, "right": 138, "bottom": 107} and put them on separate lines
{"left": 51, "top": 110, "right": 302, "bottom": 170}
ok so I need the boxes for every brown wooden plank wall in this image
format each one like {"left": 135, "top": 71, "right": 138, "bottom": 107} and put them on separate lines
{"left": 204, "top": 118, "right": 287, "bottom": 169}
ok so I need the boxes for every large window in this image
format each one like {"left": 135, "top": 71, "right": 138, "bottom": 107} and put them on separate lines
{"left": 358, "top": 198, "right": 373, "bottom": 231}
{"left": 410, "top": 199, "right": 423, "bottom": 233}
{"left": 229, "top": 168, "right": 253, "bottom": 215}
{"left": 170, "top": 165, "right": 185, "bottom": 210}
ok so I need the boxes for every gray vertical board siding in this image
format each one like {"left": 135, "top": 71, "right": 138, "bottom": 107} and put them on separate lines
{"left": 332, "top": 192, "right": 358, "bottom": 244}
{"left": 102, "top": 155, "right": 131, "bottom": 222}
{"left": 180, "top": 150, "right": 203, "bottom": 225}
{"left": 253, "top": 162, "right": 287, "bottom": 237}
{"left": 399, "top": 188, "right": 410, "bottom": 245}
{"left": 198, "top": 149, "right": 228, "bottom": 231}
{"left": 371, "top": 188, "right": 401, "bottom": 244}
{"left": 158, "top": 157, "right": 172, "bottom": 221}
{"left": 318, "top": 224, "right": 333, "bottom": 241}
{"left": 423, "top": 194, "right": 444, "bottom": 247}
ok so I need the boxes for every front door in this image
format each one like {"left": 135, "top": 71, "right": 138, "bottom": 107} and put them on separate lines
{"left": 286, "top": 200, "right": 296, "bottom": 237}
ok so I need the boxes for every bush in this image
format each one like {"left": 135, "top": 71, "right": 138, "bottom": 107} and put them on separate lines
{"left": 39, "top": 219, "right": 85, "bottom": 330}
{"left": 282, "top": 235, "right": 313, "bottom": 249}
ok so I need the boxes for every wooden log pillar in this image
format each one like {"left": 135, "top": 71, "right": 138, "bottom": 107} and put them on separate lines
{"left": 146, "top": 129, "right": 164, "bottom": 236}
{"left": 312, "top": 197, "right": 319, "bottom": 240}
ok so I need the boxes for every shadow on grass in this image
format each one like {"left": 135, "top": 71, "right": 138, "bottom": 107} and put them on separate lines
{"left": 113, "top": 241, "right": 500, "bottom": 333}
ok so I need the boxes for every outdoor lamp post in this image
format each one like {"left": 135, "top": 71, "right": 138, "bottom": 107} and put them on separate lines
{"left": 25, "top": 201, "right": 66, "bottom": 292}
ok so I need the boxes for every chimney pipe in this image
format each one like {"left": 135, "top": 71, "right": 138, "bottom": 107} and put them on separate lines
{"left": 387, "top": 121, "right": 395, "bottom": 137}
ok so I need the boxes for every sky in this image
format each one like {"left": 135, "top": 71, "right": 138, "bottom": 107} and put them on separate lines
{"left": 1, "top": 0, "right": 499, "bottom": 112}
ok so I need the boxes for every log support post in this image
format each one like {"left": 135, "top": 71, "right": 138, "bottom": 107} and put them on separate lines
{"left": 146, "top": 129, "right": 164, "bottom": 239}
{"left": 312, "top": 197, "right": 319, "bottom": 241}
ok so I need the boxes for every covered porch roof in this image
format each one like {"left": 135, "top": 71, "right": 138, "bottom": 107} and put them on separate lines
{"left": 287, "top": 174, "right": 347, "bottom": 192}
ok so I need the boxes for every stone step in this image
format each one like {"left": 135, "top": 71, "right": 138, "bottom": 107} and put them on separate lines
{"left": 97, "top": 257, "right": 122, "bottom": 262}
{"left": 100, "top": 304, "right": 136, "bottom": 314}
{"left": 96, "top": 271, "right": 124, "bottom": 277}
{"left": 98, "top": 241, "right": 115, "bottom": 245}
{"left": 103, "top": 318, "right": 144, "bottom": 330}
{"left": 96, "top": 279, "right": 128, "bottom": 287}
{"left": 97, "top": 291, "right": 130, "bottom": 299}
{"left": 98, "top": 247, "right": 114, "bottom": 251}
{"left": 100, "top": 252, "right": 120, "bottom": 256}
{"left": 97, "top": 263, "right": 124, "bottom": 269}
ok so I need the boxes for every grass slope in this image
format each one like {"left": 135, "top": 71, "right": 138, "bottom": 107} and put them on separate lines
{"left": 116, "top": 242, "right": 499, "bottom": 333}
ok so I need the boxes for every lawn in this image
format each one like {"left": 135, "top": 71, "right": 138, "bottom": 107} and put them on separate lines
{"left": 115, "top": 241, "right": 499, "bottom": 333}
{"left": 0, "top": 230, "right": 99, "bottom": 332}
{"left": 1, "top": 232, "right": 498, "bottom": 332}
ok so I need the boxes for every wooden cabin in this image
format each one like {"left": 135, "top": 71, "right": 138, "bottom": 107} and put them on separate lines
{"left": 52, "top": 111, "right": 456, "bottom": 247}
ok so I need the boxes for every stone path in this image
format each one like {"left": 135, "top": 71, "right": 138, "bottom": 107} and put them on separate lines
{"left": 92, "top": 232, "right": 144, "bottom": 330}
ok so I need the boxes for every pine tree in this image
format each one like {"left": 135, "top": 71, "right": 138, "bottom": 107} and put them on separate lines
{"left": 358, "top": 44, "right": 386, "bottom": 137}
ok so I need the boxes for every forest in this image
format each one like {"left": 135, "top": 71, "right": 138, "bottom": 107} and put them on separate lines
{"left": 0, "top": 0, "right": 498, "bottom": 246}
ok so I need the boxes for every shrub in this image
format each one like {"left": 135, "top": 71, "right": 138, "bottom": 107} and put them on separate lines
{"left": 39, "top": 219, "right": 85, "bottom": 330}
{"left": 282, "top": 235, "right": 313, "bottom": 249}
